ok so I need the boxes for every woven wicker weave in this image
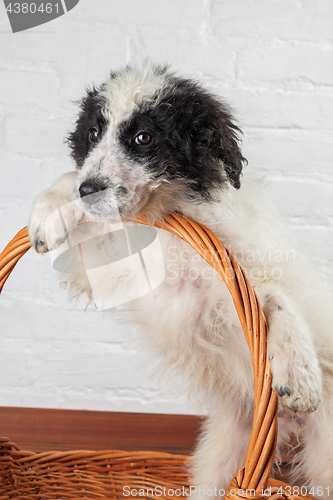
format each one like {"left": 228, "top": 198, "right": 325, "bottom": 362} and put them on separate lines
{"left": 0, "top": 214, "right": 314, "bottom": 499}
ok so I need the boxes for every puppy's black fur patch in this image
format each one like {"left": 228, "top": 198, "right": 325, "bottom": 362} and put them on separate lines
{"left": 119, "top": 76, "right": 246, "bottom": 200}
{"left": 67, "top": 87, "right": 108, "bottom": 168}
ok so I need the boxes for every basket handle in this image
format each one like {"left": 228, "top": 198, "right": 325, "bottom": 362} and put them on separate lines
{"left": 0, "top": 227, "right": 31, "bottom": 293}
{"left": 0, "top": 217, "right": 313, "bottom": 499}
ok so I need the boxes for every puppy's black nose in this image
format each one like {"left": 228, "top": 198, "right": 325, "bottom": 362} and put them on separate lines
{"left": 79, "top": 181, "right": 105, "bottom": 204}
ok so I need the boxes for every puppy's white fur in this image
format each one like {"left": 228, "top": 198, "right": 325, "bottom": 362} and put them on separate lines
{"left": 28, "top": 63, "right": 333, "bottom": 499}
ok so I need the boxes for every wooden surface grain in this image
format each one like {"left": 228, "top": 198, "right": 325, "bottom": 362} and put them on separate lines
{"left": 0, "top": 407, "right": 203, "bottom": 454}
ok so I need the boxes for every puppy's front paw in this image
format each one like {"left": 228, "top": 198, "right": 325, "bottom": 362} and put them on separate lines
{"left": 29, "top": 194, "right": 83, "bottom": 254}
{"left": 270, "top": 350, "right": 322, "bottom": 413}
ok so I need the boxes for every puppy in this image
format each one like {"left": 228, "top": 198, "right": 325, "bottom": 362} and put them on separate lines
{"left": 28, "top": 62, "right": 333, "bottom": 499}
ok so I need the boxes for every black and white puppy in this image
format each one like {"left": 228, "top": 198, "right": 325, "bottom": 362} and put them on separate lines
{"left": 29, "top": 62, "right": 333, "bottom": 499}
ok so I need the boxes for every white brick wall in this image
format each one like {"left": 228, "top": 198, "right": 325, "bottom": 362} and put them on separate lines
{"left": 0, "top": 0, "right": 332, "bottom": 414}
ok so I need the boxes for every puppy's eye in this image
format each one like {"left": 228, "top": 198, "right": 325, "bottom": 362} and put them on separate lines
{"left": 88, "top": 127, "right": 100, "bottom": 143}
{"left": 134, "top": 132, "right": 152, "bottom": 145}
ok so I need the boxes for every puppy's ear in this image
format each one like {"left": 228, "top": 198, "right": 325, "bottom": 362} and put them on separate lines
{"left": 209, "top": 103, "right": 247, "bottom": 190}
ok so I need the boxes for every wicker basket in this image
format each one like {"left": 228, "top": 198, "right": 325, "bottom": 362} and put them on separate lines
{"left": 0, "top": 214, "right": 314, "bottom": 499}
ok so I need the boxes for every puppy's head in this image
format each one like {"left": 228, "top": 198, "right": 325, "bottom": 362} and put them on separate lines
{"left": 67, "top": 62, "right": 246, "bottom": 222}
